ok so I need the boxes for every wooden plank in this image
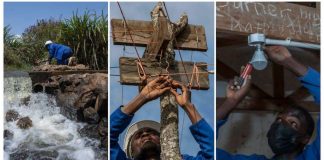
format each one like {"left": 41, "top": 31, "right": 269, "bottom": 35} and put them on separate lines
{"left": 143, "top": 17, "right": 171, "bottom": 60}
{"left": 216, "top": 2, "right": 320, "bottom": 43}
{"left": 216, "top": 97, "right": 319, "bottom": 112}
{"left": 272, "top": 64, "right": 285, "bottom": 98}
{"left": 119, "top": 57, "right": 209, "bottom": 89}
{"left": 111, "top": 19, "right": 208, "bottom": 51}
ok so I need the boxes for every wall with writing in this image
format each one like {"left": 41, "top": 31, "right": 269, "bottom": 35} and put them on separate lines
{"left": 216, "top": 2, "right": 320, "bottom": 43}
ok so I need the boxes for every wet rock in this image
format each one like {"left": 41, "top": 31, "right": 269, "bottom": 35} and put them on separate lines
{"left": 10, "top": 150, "right": 29, "bottom": 160}
{"left": 83, "top": 107, "right": 100, "bottom": 124}
{"left": 99, "top": 118, "right": 108, "bottom": 149}
{"left": 79, "top": 124, "right": 100, "bottom": 139}
{"left": 46, "top": 73, "right": 108, "bottom": 122}
{"left": 44, "top": 83, "right": 59, "bottom": 95}
{"left": 29, "top": 150, "right": 59, "bottom": 160}
{"left": 100, "top": 136, "right": 108, "bottom": 149}
{"left": 17, "top": 117, "right": 33, "bottom": 129}
{"left": 29, "top": 72, "right": 108, "bottom": 148}
{"left": 4, "top": 129, "right": 13, "bottom": 140}
{"left": 98, "top": 118, "right": 108, "bottom": 137}
{"left": 20, "top": 96, "right": 31, "bottom": 106}
{"left": 10, "top": 150, "right": 59, "bottom": 160}
{"left": 60, "top": 104, "right": 84, "bottom": 121}
{"left": 6, "top": 110, "right": 20, "bottom": 122}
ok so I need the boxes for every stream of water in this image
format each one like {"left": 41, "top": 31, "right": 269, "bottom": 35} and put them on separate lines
{"left": 4, "top": 72, "right": 105, "bottom": 160}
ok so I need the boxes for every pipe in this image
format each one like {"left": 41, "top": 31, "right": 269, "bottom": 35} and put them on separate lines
{"left": 265, "top": 38, "right": 320, "bottom": 50}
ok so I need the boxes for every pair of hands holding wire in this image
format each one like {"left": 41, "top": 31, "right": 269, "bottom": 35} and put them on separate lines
{"left": 137, "top": 76, "right": 202, "bottom": 124}
{"left": 139, "top": 76, "right": 192, "bottom": 108}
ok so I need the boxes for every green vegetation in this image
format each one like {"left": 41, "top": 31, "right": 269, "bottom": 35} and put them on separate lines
{"left": 4, "top": 10, "right": 108, "bottom": 71}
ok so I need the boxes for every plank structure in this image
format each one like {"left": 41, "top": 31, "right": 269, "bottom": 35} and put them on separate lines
{"left": 216, "top": 2, "right": 320, "bottom": 112}
{"left": 119, "top": 57, "right": 209, "bottom": 89}
{"left": 111, "top": 19, "right": 208, "bottom": 51}
{"left": 217, "top": 2, "right": 320, "bottom": 43}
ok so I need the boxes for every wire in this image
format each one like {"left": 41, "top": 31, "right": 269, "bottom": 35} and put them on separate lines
{"left": 117, "top": 2, "right": 147, "bottom": 80}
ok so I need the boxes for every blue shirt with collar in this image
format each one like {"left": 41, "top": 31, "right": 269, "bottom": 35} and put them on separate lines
{"left": 217, "top": 67, "right": 320, "bottom": 160}
{"left": 110, "top": 107, "right": 214, "bottom": 160}
{"left": 47, "top": 43, "right": 73, "bottom": 65}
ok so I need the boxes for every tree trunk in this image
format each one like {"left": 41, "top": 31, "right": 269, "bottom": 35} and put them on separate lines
{"left": 160, "top": 91, "right": 181, "bottom": 160}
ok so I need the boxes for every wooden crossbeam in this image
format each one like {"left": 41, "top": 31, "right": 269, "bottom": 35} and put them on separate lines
{"left": 119, "top": 57, "right": 209, "bottom": 89}
{"left": 111, "top": 19, "right": 208, "bottom": 51}
{"left": 217, "top": 2, "right": 320, "bottom": 43}
{"left": 216, "top": 98, "right": 319, "bottom": 112}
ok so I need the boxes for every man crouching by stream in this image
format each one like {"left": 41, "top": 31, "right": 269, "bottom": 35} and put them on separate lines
{"left": 110, "top": 76, "right": 214, "bottom": 160}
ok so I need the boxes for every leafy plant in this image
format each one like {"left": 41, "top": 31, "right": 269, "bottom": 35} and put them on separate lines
{"left": 59, "top": 10, "right": 108, "bottom": 69}
{"left": 4, "top": 10, "right": 108, "bottom": 70}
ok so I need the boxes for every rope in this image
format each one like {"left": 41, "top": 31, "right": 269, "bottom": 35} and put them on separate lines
{"left": 136, "top": 60, "right": 147, "bottom": 81}
{"left": 188, "top": 63, "right": 201, "bottom": 89}
{"left": 117, "top": 2, "right": 147, "bottom": 82}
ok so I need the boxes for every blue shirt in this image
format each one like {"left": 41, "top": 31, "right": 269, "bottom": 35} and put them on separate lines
{"left": 217, "top": 67, "right": 320, "bottom": 160}
{"left": 47, "top": 43, "right": 72, "bottom": 62}
{"left": 110, "top": 107, "right": 214, "bottom": 160}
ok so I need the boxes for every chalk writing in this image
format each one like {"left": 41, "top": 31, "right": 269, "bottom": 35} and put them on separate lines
{"left": 216, "top": 2, "right": 320, "bottom": 43}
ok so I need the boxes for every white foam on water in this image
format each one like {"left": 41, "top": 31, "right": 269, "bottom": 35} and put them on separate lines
{"left": 70, "top": 148, "right": 96, "bottom": 160}
{"left": 4, "top": 76, "right": 101, "bottom": 160}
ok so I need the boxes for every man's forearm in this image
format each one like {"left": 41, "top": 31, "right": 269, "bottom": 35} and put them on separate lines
{"left": 282, "top": 57, "right": 308, "bottom": 77}
{"left": 216, "top": 98, "right": 238, "bottom": 121}
{"left": 183, "top": 103, "right": 202, "bottom": 124}
{"left": 122, "top": 94, "right": 147, "bottom": 115}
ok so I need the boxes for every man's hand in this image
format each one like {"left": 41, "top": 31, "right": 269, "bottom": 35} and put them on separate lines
{"left": 264, "top": 46, "right": 307, "bottom": 76}
{"left": 226, "top": 76, "right": 252, "bottom": 104}
{"left": 217, "top": 75, "right": 252, "bottom": 120}
{"left": 264, "top": 46, "right": 292, "bottom": 65}
{"left": 140, "top": 76, "right": 171, "bottom": 102}
{"left": 170, "top": 80, "right": 202, "bottom": 124}
{"left": 170, "top": 80, "right": 192, "bottom": 108}
{"left": 122, "top": 76, "right": 171, "bottom": 115}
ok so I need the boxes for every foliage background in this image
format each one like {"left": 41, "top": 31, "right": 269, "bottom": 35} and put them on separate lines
{"left": 4, "top": 10, "right": 108, "bottom": 70}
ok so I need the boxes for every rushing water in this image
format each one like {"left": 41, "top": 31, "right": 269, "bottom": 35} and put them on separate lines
{"left": 4, "top": 72, "right": 105, "bottom": 160}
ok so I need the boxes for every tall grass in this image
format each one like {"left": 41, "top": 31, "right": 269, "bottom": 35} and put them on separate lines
{"left": 4, "top": 10, "right": 108, "bottom": 70}
{"left": 59, "top": 10, "right": 108, "bottom": 70}
{"left": 4, "top": 25, "right": 25, "bottom": 69}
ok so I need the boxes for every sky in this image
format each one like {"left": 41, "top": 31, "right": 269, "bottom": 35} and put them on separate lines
{"left": 4, "top": 2, "right": 108, "bottom": 35}
{"left": 110, "top": 2, "right": 215, "bottom": 156}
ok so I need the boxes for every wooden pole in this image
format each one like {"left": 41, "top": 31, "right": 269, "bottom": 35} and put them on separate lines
{"left": 160, "top": 92, "right": 181, "bottom": 160}
{"left": 151, "top": 3, "right": 183, "bottom": 159}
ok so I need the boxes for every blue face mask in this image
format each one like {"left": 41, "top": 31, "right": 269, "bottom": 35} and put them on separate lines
{"left": 267, "top": 121, "right": 304, "bottom": 155}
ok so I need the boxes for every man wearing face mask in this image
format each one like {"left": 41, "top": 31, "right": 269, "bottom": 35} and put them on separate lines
{"left": 217, "top": 46, "right": 320, "bottom": 160}
{"left": 110, "top": 76, "right": 214, "bottom": 160}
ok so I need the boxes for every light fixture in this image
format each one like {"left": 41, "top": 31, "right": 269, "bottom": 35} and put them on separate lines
{"left": 250, "top": 44, "right": 268, "bottom": 70}
{"left": 247, "top": 33, "right": 320, "bottom": 70}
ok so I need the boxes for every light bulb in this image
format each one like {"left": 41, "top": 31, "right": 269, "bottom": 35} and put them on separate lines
{"left": 250, "top": 47, "right": 268, "bottom": 70}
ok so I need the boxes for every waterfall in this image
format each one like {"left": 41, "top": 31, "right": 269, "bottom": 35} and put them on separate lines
{"left": 4, "top": 72, "right": 105, "bottom": 160}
